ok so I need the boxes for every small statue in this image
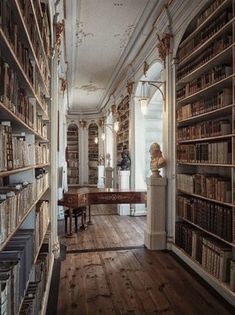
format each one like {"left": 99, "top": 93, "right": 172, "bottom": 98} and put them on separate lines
{"left": 149, "top": 143, "right": 166, "bottom": 177}
{"left": 117, "top": 148, "right": 131, "bottom": 171}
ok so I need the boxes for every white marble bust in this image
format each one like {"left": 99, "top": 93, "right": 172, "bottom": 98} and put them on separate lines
{"left": 149, "top": 143, "right": 166, "bottom": 177}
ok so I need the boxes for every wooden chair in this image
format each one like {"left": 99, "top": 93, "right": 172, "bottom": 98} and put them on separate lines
{"left": 64, "top": 207, "right": 86, "bottom": 233}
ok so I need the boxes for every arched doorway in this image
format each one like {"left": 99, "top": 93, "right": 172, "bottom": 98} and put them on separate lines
{"left": 132, "top": 61, "right": 164, "bottom": 215}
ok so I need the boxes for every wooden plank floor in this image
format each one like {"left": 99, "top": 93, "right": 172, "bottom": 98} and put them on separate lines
{"left": 57, "top": 205, "right": 234, "bottom": 315}
{"left": 58, "top": 205, "right": 145, "bottom": 251}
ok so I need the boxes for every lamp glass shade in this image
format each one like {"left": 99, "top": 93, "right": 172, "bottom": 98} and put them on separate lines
{"left": 101, "top": 132, "right": 105, "bottom": 141}
{"left": 139, "top": 98, "right": 148, "bottom": 115}
{"left": 94, "top": 136, "right": 98, "bottom": 144}
{"left": 114, "top": 121, "right": 119, "bottom": 132}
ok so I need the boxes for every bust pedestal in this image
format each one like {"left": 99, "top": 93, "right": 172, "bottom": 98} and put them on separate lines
{"left": 144, "top": 176, "right": 167, "bottom": 250}
{"left": 118, "top": 170, "right": 130, "bottom": 215}
{"left": 105, "top": 167, "right": 113, "bottom": 188}
{"left": 97, "top": 165, "right": 105, "bottom": 188}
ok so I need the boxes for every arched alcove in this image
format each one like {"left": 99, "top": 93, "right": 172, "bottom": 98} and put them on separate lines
{"left": 88, "top": 123, "right": 99, "bottom": 185}
{"left": 133, "top": 62, "right": 164, "bottom": 194}
{"left": 67, "top": 123, "right": 79, "bottom": 185}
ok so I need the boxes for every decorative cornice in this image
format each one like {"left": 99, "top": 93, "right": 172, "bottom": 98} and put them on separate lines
{"left": 156, "top": 33, "right": 172, "bottom": 66}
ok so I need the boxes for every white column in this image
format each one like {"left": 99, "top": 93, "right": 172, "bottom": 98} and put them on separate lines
{"left": 50, "top": 51, "right": 60, "bottom": 258}
{"left": 144, "top": 176, "right": 167, "bottom": 250}
{"left": 118, "top": 170, "right": 130, "bottom": 215}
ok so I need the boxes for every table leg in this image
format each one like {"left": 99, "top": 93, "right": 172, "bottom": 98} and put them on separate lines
{"left": 66, "top": 208, "right": 73, "bottom": 237}
{"left": 87, "top": 205, "right": 93, "bottom": 225}
{"left": 79, "top": 207, "right": 87, "bottom": 231}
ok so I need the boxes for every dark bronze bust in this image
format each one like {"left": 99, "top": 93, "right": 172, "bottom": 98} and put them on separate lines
{"left": 117, "top": 148, "right": 131, "bottom": 171}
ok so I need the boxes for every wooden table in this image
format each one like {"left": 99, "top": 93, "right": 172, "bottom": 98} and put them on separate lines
{"left": 58, "top": 188, "right": 146, "bottom": 236}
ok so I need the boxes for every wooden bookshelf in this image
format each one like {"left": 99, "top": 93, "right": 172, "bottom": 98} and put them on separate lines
{"left": 175, "top": 0, "right": 235, "bottom": 302}
{"left": 0, "top": 0, "right": 53, "bottom": 313}
{"left": 88, "top": 123, "right": 98, "bottom": 185}
{"left": 67, "top": 124, "right": 79, "bottom": 185}
{"left": 116, "top": 96, "right": 130, "bottom": 161}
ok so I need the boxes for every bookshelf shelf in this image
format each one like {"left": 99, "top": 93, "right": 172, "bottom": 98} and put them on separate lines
{"left": 179, "top": 0, "right": 231, "bottom": 50}
{"left": 178, "top": 44, "right": 234, "bottom": 84}
{"left": 0, "top": 1, "right": 52, "bottom": 312}
{"left": 177, "top": 162, "right": 233, "bottom": 167}
{"left": 177, "top": 104, "right": 234, "bottom": 125}
{"left": 171, "top": 244, "right": 235, "bottom": 307}
{"left": 0, "top": 28, "right": 48, "bottom": 117}
{"left": 178, "top": 17, "right": 234, "bottom": 67}
{"left": 177, "top": 74, "right": 234, "bottom": 105}
{"left": 0, "top": 186, "right": 49, "bottom": 252}
{"left": 175, "top": 0, "right": 235, "bottom": 303}
{"left": 12, "top": 0, "right": 50, "bottom": 96}
{"left": 40, "top": 255, "right": 54, "bottom": 315}
{"left": 177, "top": 189, "right": 234, "bottom": 208}
{"left": 88, "top": 123, "right": 98, "bottom": 185}
{"left": 67, "top": 124, "right": 79, "bottom": 185}
{"left": 0, "top": 163, "right": 50, "bottom": 177}
{"left": 179, "top": 217, "right": 235, "bottom": 248}
{"left": 177, "top": 133, "right": 233, "bottom": 143}
{"left": 29, "top": 0, "right": 51, "bottom": 76}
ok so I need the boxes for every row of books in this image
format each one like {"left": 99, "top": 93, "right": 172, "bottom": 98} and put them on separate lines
{"left": 19, "top": 252, "right": 50, "bottom": 315}
{"left": 177, "top": 141, "right": 231, "bottom": 164}
{"left": 175, "top": 222, "right": 234, "bottom": 289}
{"left": 177, "top": 65, "right": 233, "bottom": 101}
{"left": 177, "top": 173, "right": 232, "bottom": 203}
{"left": 35, "top": 201, "right": 49, "bottom": 252}
{"left": 35, "top": 143, "right": 49, "bottom": 165}
{"left": 178, "top": 8, "right": 232, "bottom": 62}
{"left": 0, "top": 122, "right": 13, "bottom": 171}
{"left": 0, "top": 39, "right": 48, "bottom": 119}
{"left": 177, "top": 195, "right": 233, "bottom": 242}
{"left": 177, "top": 34, "right": 232, "bottom": 80}
{"left": 0, "top": 171, "right": 49, "bottom": 246}
{"left": 177, "top": 119, "right": 231, "bottom": 141}
{"left": 0, "top": 0, "right": 50, "bottom": 88}
{"left": 0, "top": 229, "right": 34, "bottom": 314}
{"left": 0, "top": 122, "right": 49, "bottom": 173}
{"left": 36, "top": 114, "right": 48, "bottom": 139}
{"left": 176, "top": 88, "right": 232, "bottom": 121}
{"left": 196, "top": 0, "right": 225, "bottom": 28}
{"left": 67, "top": 160, "right": 78, "bottom": 168}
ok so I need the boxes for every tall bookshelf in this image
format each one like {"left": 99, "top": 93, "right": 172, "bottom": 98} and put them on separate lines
{"left": 88, "top": 123, "right": 98, "bottom": 185}
{"left": 67, "top": 124, "right": 79, "bottom": 185}
{"left": 0, "top": 0, "right": 53, "bottom": 314}
{"left": 116, "top": 95, "right": 130, "bottom": 162}
{"left": 174, "top": 0, "right": 235, "bottom": 305}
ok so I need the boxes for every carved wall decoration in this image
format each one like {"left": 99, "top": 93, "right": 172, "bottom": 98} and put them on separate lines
{"left": 157, "top": 33, "right": 172, "bottom": 65}
{"left": 114, "top": 24, "right": 135, "bottom": 49}
{"left": 75, "top": 20, "right": 94, "bottom": 47}
{"left": 55, "top": 20, "right": 65, "bottom": 51}
{"left": 111, "top": 104, "right": 116, "bottom": 115}
{"left": 143, "top": 61, "right": 149, "bottom": 77}
{"left": 60, "top": 78, "right": 67, "bottom": 92}
{"left": 127, "top": 81, "right": 134, "bottom": 96}
{"left": 77, "top": 82, "right": 105, "bottom": 94}
{"left": 79, "top": 120, "right": 87, "bottom": 129}
{"left": 98, "top": 117, "right": 105, "bottom": 128}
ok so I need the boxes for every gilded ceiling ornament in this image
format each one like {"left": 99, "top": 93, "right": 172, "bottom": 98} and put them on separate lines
{"left": 127, "top": 81, "right": 134, "bottom": 96}
{"left": 60, "top": 78, "right": 67, "bottom": 92}
{"left": 143, "top": 61, "right": 149, "bottom": 77}
{"left": 98, "top": 117, "right": 105, "bottom": 128}
{"left": 55, "top": 20, "right": 65, "bottom": 51}
{"left": 156, "top": 33, "right": 172, "bottom": 65}
{"left": 79, "top": 120, "right": 87, "bottom": 129}
{"left": 111, "top": 104, "right": 116, "bottom": 115}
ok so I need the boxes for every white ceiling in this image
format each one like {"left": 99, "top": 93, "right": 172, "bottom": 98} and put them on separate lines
{"left": 65, "top": 0, "right": 159, "bottom": 115}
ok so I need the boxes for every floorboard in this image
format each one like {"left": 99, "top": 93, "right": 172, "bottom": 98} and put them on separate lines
{"left": 52, "top": 205, "right": 234, "bottom": 315}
